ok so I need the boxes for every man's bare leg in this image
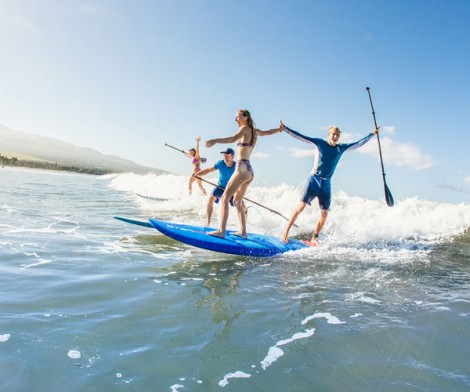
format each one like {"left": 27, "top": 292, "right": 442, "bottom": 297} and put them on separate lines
{"left": 205, "top": 196, "right": 216, "bottom": 227}
{"left": 309, "top": 209, "right": 328, "bottom": 245}
{"left": 280, "top": 201, "right": 307, "bottom": 243}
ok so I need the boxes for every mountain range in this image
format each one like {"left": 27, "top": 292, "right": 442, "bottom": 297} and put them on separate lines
{"left": 0, "top": 123, "right": 167, "bottom": 174}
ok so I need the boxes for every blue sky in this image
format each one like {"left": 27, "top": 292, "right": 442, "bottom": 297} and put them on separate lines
{"left": 1, "top": 0, "right": 469, "bottom": 203}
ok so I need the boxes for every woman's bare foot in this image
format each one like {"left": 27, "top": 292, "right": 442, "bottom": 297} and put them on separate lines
{"left": 232, "top": 232, "right": 247, "bottom": 239}
{"left": 208, "top": 230, "right": 225, "bottom": 238}
{"left": 280, "top": 233, "right": 288, "bottom": 243}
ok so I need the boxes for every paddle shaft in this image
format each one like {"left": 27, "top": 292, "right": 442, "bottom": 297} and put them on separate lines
{"left": 164, "top": 143, "right": 185, "bottom": 154}
{"left": 366, "top": 87, "right": 394, "bottom": 207}
{"left": 195, "top": 175, "right": 297, "bottom": 227}
{"left": 166, "top": 141, "right": 297, "bottom": 225}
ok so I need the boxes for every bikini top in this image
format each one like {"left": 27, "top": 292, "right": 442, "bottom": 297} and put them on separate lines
{"left": 237, "top": 127, "right": 255, "bottom": 147}
{"left": 192, "top": 157, "right": 207, "bottom": 165}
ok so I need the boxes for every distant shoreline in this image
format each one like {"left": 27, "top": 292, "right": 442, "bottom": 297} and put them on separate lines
{"left": 0, "top": 154, "right": 117, "bottom": 175}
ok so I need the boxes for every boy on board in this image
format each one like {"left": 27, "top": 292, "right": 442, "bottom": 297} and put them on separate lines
{"left": 280, "top": 121, "right": 380, "bottom": 246}
{"left": 194, "top": 148, "right": 246, "bottom": 227}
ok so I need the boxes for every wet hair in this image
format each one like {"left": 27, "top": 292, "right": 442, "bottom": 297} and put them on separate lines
{"left": 238, "top": 109, "right": 257, "bottom": 146}
{"left": 189, "top": 148, "right": 196, "bottom": 156}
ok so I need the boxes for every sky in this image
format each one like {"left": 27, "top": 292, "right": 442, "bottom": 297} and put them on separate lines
{"left": 1, "top": 0, "right": 469, "bottom": 204}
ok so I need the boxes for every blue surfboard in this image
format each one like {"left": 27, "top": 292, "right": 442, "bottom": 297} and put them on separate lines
{"left": 114, "top": 216, "right": 309, "bottom": 257}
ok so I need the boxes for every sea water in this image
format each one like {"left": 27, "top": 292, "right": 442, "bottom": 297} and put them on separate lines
{"left": 1, "top": 167, "right": 469, "bottom": 391}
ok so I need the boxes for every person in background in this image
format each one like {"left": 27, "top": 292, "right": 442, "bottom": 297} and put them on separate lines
{"left": 194, "top": 147, "right": 247, "bottom": 227}
{"left": 204, "top": 109, "right": 282, "bottom": 238}
{"left": 182, "top": 136, "right": 207, "bottom": 196}
{"left": 280, "top": 121, "right": 380, "bottom": 246}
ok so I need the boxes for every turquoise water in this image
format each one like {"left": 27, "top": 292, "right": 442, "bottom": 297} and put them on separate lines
{"left": 1, "top": 167, "right": 469, "bottom": 391}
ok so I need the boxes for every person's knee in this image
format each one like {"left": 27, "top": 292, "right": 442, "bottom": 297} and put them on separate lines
{"left": 207, "top": 198, "right": 215, "bottom": 208}
{"left": 220, "top": 194, "right": 230, "bottom": 206}
{"left": 235, "top": 202, "right": 245, "bottom": 212}
{"left": 233, "top": 197, "right": 243, "bottom": 208}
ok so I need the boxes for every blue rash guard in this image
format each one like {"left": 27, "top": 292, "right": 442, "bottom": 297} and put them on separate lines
{"left": 283, "top": 125, "right": 374, "bottom": 209}
{"left": 214, "top": 160, "right": 235, "bottom": 187}
{"left": 211, "top": 160, "right": 236, "bottom": 205}
{"left": 283, "top": 126, "right": 374, "bottom": 179}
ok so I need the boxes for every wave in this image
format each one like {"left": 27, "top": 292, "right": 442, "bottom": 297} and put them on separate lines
{"left": 108, "top": 172, "right": 470, "bottom": 248}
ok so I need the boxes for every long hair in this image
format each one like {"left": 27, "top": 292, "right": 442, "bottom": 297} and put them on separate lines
{"left": 239, "top": 109, "right": 257, "bottom": 147}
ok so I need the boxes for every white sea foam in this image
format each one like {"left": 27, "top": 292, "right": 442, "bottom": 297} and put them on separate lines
{"left": 107, "top": 172, "right": 470, "bottom": 247}
{"left": 0, "top": 334, "right": 11, "bottom": 342}
{"left": 218, "top": 371, "right": 251, "bottom": 387}
{"left": 260, "top": 328, "right": 315, "bottom": 370}
{"left": 20, "top": 259, "right": 52, "bottom": 269}
{"left": 20, "top": 251, "right": 52, "bottom": 269}
{"left": 301, "top": 313, "right": 346, "bottom": 325}
{"left": 346, "top": 292, "right": 382, "bottom": 304}
{"left": 67, "top": 350, "right": 81, "bottom": 359}
{"left": 260, "top": 346, "right": 285, "bottom": 370}
{"left": 1, "top": 204, "right": 16, "bottom": 213}
{"left": 107, "top": 172, "right": 470, "bottom": 269}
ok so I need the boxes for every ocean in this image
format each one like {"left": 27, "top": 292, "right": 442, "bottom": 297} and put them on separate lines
{"left": 1, "top": 167, "right": 469, "bottom": 391}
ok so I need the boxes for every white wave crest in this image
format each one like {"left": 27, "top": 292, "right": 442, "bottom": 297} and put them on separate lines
{"left": 107, "top": 173, "right": 470, "bottom": 247}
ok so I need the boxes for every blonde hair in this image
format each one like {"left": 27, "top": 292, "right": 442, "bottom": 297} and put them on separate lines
{"left": 328, "top": 126, "right": 341, "bottom": 134}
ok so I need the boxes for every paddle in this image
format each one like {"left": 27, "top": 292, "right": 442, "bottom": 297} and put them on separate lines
{"left": 164, "top": 143, "right": 186, "bottom": 154}
{"left": 165, "top": 141, "right": 296, "bottom": 226}
{"left": 366, "top": 87, "right": 395, "bottom": 207}
{"left": 194, "top": 175, "right": 298, "bottom": 227}
{"left": 114, "top": 216, "right": 153, "bottom": 228}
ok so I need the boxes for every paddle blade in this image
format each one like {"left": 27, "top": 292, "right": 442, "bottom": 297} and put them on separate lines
{"left": 384, "top": 183, "right": 394, "bottom": 207}
{"left": 114, "top": 216, "right": 153, "bottom": 228}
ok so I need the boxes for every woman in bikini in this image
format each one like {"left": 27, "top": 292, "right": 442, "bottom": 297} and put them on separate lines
{"left": 182, "top": 136, "right": 207, "bottom": 195}
{"left": 204, "top": 110, "right": 282, "bottom": 238}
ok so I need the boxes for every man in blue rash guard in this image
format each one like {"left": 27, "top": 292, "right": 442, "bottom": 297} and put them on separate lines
{"left": 194, "top": 148, "right": 247, "bottom": 227}
{"left": 279, "top": 121, "right": 380, "bottom": 245}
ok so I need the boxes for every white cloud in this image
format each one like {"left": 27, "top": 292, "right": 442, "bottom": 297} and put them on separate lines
{"left": 437, "top": 183, "right": 466, "bottom": 193}
{"left": 382, "top": 126, "right": 396, "bottom": 135}
{"left": 252, "top": 151, "right": 270, "bottom": 160}
{"left": 289, "top": 147, "right": 316, "bottom": 158}
{"left": 80, "top": 4, "right": 99, "bottom": 14}
{"left": 439, "top": 176, "right": 470, "bottom": 194}
{"left": 287, "top": 131, "right": 433, "bottom": 171}
{"left": 80, "top": 3, "right": 107, "bottom": 16}
{"left": 0, "top": 8, "right": 37, "bottom": 31}
{"left": 358, "top": 136, "right": 433, "bottom": 170}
